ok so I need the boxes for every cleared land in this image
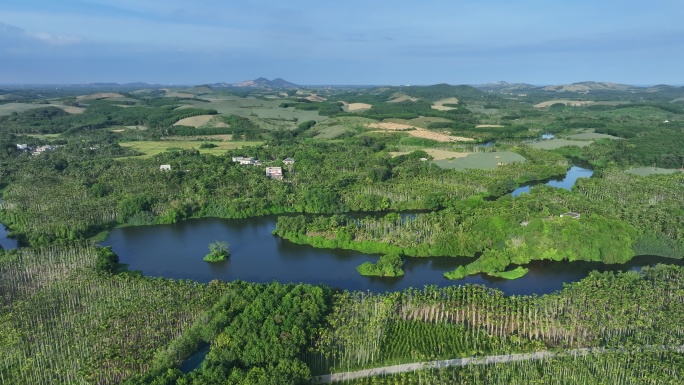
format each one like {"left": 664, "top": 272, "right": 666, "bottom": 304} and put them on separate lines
{"left": 388, "top": 95, "right": 418, "bottom": 103}
{"left": 344, "top": 103, "right": 373, "bottom": 112}
{"left": 119, "top": 140, "right": 262, "bottom": 158}
{"left": 432, "top": 97, "right": 460, "bottom": 111}
{"left": 530, "top": 138, "right": 593, "bottom": 150}
{"left": 76, "top": 93, "right": 124, "bottom": 100}
{"left": 173, "top": 115, "right": 218, "bottom": 127}
{"left": 367, "top": 122, "right": 473, "bottom": 142}
{"left": 433, "top": 151, "right": 525, "bottom": 170}
{"left": 306, "top": 94, "right": 327, "bottom": 102}
{"left": 534, "top": 100, "right": 625, "bottom": 108}
{"left": 0, "top": 103, "right": 84, "bottom": 116}
{"left": 187, "top": 97, "right": 326, "bottom": 124}
{"left": 567, "top": 132, "right": 621, "bottom": 140}
{"left": 626, "top": 167, "right": 682, "bottom": 176}
{"left": 389, "top": 149, "right": 469, "bottom": 160}
{"left": 384, "top": 117, "right": 453, "bottom": 129}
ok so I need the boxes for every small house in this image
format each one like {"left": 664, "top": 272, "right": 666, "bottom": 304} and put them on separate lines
{"left": 265, "top": 167, "right": 283, "bottom": 180}
{"left": 159, "top": 164, "right": 171, "bottom": 171}
{"left": 560, "top": 212, "right": 580, "bottom": 219}
{"left": 31, "top": 145, "right": 54, "bottom": 156}
{"left": 239, "top": 157, "right": 256, "bottom": 165}
{"left": 16, "top": 144, "right": 29, "bottom": 151}
{"left": 283, "top": 158, "right": 295, "bottom": 165}
{"left": 231, "top": 156, "right": 244, "bottom": 162}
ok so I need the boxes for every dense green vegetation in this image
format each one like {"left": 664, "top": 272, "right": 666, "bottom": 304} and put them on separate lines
{"left": 1, "top": 83, "right": 683, "bottom": 384}
{"left": 356, "top": 254, "right": 404, "bottom": 277}
{"left": 203, "top": 241, "right": 230, "bottom": 262}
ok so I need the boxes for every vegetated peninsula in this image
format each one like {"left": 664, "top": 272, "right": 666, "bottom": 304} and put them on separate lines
{"left": 0, "top": 79, "right": 683, "bottom": 384}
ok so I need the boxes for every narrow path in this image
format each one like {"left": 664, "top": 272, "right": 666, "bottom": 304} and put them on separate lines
{"left": 314, "top": 345, "right": 684, "bottom": 383}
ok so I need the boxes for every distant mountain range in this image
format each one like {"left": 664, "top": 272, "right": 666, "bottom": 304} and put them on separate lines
{"left": 473, "top": 81, "right": 683, "bottom": 94}
{"left": 220, "top": 77, "right": 300, "bottom": 89}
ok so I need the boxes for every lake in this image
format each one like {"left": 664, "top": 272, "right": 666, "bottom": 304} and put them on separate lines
{"left": 511, "top": 165, "right": 593, "bottom": 197}
{"left": 101, "top": 215, "right": 680, "bottom": 296}
{"left": 0, "top": 223, "right": 18, "bottom": 250}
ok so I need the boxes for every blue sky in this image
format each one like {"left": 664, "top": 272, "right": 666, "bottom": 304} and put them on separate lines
{"left": 1, "top": 0, "right": 683, "bottom": 85}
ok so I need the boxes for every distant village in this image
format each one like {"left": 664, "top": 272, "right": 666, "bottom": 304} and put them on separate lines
{"left": 16, "top": 144, "right": 58, "bottom": 156}
{"left": 159, "top": 156, "right": 295, "bottom": 181}
{"left": 231, "top": 156, "right": 294, "bottom": 180}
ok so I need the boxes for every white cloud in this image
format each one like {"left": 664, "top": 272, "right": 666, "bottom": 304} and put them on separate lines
{"left": 25, "top": 31, "right": 82, "bottom": 45}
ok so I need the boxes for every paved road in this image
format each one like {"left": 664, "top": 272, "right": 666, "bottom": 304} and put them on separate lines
{"left": 314, "top": 345, "right": 684, "bottom": 384}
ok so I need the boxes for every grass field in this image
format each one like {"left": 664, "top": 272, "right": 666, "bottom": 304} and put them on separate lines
{"left": 567, "top": 132, "right": 621, "bottom": 140}
{"left": 173, "top": 115, "right": 220, "bottom": 127}
{"left": 0, "top": 103, "right": 53, "bottom": 116}
{"left": 433, "top": 151, "right": 526, "bottom": 170}
{"left": 314, "top": 125, "right": 351, "bottom": 140}
{"left": 389, "top": 148, "right": 469, "bottom": 160}
{"left": 343, "top": 103, "right": 372, "bottom": 112}
{"left": 626, "top": 167, "right": 682, "bottom": 176}
{"left": 186, "top": 97, "right": 326, "bottom": 124}
{"left": 119, "top": 140, "right": 262, "bottom": 158}
{"left": 432, "top": 97, "right": 460, "bottom": 111}
{"left": 530, "top": 138, "right": 593, "bottom": 150}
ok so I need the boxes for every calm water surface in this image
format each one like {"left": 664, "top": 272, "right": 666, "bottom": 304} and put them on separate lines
{"left": 0, "top": 223, "right": 18, "bottom": 250}
{"left": 512, "top": 166, "right": 593, "bottom": 197}
{"left": 101, "top": 216, "right": 680, "bottom": 296}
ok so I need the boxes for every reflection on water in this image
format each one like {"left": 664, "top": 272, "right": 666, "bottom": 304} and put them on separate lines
{"left": 512, "top": 166, "right": 593, "bottom": 197}
{"left": 101, "top": 216, "right": 679, "bottom": 296}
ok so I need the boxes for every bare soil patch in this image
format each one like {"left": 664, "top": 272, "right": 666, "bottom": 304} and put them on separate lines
{"left": 367, "top": 122, "right": 415, "bottom": 130}
{"left": 306, "top": 95, "right": 327, "bottom": 102}
{"left": 432, "top": 97, "right": 460, "bottom": 111}
{"left": 367, "top": 122, "right": 473, "bottom": 142}
{"left": 345, "top": 103, "right": 373, "bottom": 112}
{"left": 173, "top": 115, "right": 217, "bottom": 127}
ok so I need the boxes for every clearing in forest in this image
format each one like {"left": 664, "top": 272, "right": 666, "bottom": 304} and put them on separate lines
{"left": 0, "top": 103, "right": 84, "bottom": 116}
{"left": 173, "top": 115, "right": 219, "bottom": 128}
{"left": 431, "top": 97, "right": 460, "bottom": 111}
{"left": 389, "top": 149, "right": 469, "bottom": 160}
{"left": 626, "top": 167, "right": 682, "bottom": 176}
{"left": 343, "top": 102, "right": 373, "bottom": 112}
{"left": 534, "top": 100, "right": 625, "bottom": 108}
{"left": 567, "top": 132, "right": 620, "bottom": 140}
{"left": 367, "top": 122, "right": 473, "bottom": 142}
{"left": 433, "top": 151, "right": 526, "bottom": 170}
{"left": 76, "top": 93, "right": 124, "bottom": 100}
{"left": 388, "top": 94, "right": 418, "bottom": 103}
{"left": 119, "top": 140, "right": 263, "bottom": 158}
{"left": 530, "top": 138, "right": 593, "bottom": 150}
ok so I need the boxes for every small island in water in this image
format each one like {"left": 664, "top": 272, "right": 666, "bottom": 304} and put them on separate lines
{"left": 357, "top": 254, "right": 405, "bottom": 277}
{"left": 203, "top": 241, "right": 230, "bottom": 262}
